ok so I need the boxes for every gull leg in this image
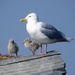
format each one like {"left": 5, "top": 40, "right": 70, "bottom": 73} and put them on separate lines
{"left": 16, "top": 53, "right": 18, "bottom": 57}
{"left": 32, "top": 51, "right": 35, "bottom": 55}
{"left": 41, "top": 44, "right": 47, "bottom": 54}
{"left": 39, "top": 44, "right": 47, "bottom": 55}
{"left": 40, "top": 44, "right": 45, "bottom": 55}
{"left": 40, "top": 44, "right": 42, "bottom": 53}
{"left": 45, "top": 44, "right": 47, "bottom": 53}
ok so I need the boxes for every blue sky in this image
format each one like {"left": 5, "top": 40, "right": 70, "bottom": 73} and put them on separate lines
{"left": 0, "top": 0, "right": 75, "bottom": 75}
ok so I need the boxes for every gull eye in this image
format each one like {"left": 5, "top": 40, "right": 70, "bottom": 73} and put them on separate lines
{"left": 29, "top": 16, "right": 31, "bottom": 17}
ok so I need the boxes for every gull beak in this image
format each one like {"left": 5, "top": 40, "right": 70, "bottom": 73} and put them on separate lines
{"left": 20, "top": 18, "right": 27, "bottom": 22}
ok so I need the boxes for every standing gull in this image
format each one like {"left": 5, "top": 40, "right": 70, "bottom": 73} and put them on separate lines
{"left": 7, "top": 39, "right": 19, "bottom": 56}
{"left": 23, "top": 38, "right": 39, "bottom": 55}
{"left": 20, "top": 13, "right": 73, "bottom": 54}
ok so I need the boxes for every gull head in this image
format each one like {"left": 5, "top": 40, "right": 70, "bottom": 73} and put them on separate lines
{"left": 23, "top": 38, "right": 31, "bottom": 44}
{"left": 20, "top": 13, "right": 39, "bottom": 22}
{"left": 9, "top": 39, "right": 14, "bottom": 44}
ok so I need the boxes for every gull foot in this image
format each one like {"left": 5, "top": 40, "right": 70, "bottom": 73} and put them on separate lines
{"left": 40, "top": 52, "right": 46, "bottom": 55}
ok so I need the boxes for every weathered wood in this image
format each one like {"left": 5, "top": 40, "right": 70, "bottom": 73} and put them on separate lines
{"left": 0, "top": 50, "right": 66, "bottom": 75}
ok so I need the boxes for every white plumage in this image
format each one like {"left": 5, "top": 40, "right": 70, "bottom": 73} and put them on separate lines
{"left": 20, "top": 13, "right": 73, "bottom": 54}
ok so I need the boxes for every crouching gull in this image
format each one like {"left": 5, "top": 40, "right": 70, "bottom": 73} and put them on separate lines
{"left": 7, "top": 39, "right": 19, "bottom": 56}
{"left": 23, "top": 38, "right": 39, "bottom": 55}
{"left": 20, "top": 13, "right": 73, "bottom": 54}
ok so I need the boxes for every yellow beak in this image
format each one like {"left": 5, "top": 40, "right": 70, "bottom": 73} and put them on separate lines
{"left": 20, "top": 18, "right": 27, "bottom": 22}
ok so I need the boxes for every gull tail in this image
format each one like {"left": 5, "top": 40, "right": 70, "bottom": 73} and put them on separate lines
{"left": 66, "top": 38, "right": 74, "bottom": 42}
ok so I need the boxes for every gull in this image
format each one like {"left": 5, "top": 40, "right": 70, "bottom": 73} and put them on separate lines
{"left": 23, "top": 38, "right": 39, "bottom": 55}
{"left": 20, "top": 13, "right": 73, "bottom": 54}
{"left": 7, "top": 39, "right": 19, "bottom": 56}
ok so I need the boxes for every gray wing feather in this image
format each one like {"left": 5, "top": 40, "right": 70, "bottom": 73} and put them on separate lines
{"left": 41, "top": 23, "right": 66, "bottom": 40}
{"left": 14, "top": 43, "right": 19, "bottom": 52}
